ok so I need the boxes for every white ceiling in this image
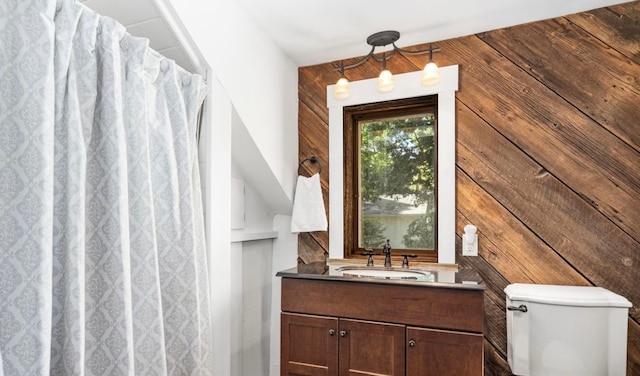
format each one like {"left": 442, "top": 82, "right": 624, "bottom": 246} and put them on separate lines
{"left": 81, "top": 0, "right": 197, "bottom": 72}
{"left": 83, "top": 0, "right": 631, "bottom": 71}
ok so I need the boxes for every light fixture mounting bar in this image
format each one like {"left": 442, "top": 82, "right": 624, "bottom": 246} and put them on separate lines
{"left": 331, "top": 30, "right": 443, "bottom": 99}
{"left": 334, "top": 30, "right": 439, "bottom": 72}
{"left": 394, "top": 45, "right": 441, "bottom": 56}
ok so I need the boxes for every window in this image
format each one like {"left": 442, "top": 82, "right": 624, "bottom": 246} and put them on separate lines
{"left": 327, "top": 66, "right": 458, "bottom": 264}
{"left": 344, "top": 96, "right": 438, "bottom": 261}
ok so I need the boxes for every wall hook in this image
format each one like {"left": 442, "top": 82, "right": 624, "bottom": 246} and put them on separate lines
{"left": 298, "top": 156, "right": 321, "bottom": 176}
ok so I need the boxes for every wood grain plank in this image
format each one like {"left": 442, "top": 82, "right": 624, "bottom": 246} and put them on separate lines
{"left": 629, "top": 320, "right": 640, "bottom": 376}
{"left": 568, "top": 2, "right": 640, "bottom": 65}
{"left": 298, "top": 103, "right": 329, "bottom": 192}
{"left": 456, "top": 102, "right": 594, "bottom": 287}
{"left": 456, "top": 167, "right": 592, "bottom": 286}
{"left": 298, "top": 64, "right": 333, "bottom": 125}
{"left": 456, "top": 229, "right": 511, "bottom": 359}
{"left": 446, "top": 35, "right": 640, "bottom": 246}
{"left": 298, "top": 101, "right": 329, "bottom": 180}
{"left": 298, "top": 233, "right": 327, "bottom": 264}
{"left": 298, "top": 97, "right": 330, "bottom": 264}
{"left": 455, "top": 96, "right": 639, "bottom": 318}
{"left": 484, "top": 339, "right": 512, "bottom": 376}
{"left": 480, "top": 17, "right": 640, "bottom": 152}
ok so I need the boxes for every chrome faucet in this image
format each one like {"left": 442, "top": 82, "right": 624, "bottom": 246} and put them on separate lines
{"left": 382, "top": 239, "right": 392, "bottom": 267}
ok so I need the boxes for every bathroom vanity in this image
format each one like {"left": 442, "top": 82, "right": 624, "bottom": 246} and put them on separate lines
{"left": 277, "top": 263, "right": 485, "bottom": 376}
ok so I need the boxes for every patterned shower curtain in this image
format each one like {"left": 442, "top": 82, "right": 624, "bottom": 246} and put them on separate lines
{"left": 0, "top": 0, "right": 213, "bottom": 374}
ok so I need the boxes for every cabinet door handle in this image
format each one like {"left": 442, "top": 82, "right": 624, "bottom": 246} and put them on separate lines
{"left": 328, "top": 329, "right": 335, "bottom": 336}
{"left": 339, "top": 330, "right": 347, "bottom": 337}
{"left": 408, "top": 339, "right": 416, "bottom": 348}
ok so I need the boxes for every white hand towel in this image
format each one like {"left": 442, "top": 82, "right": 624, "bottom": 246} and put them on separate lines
{"left": 291, "top": 173, "right": 328, "bottom": 233}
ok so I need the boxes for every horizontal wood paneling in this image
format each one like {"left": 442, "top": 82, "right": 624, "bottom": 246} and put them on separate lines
{"left": 297, "top": 2, "right": 640, "bottom": 374}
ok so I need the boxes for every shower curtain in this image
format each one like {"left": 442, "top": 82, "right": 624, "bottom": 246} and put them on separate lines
{"left": 0, "top": 0, "right": 212, "bottom": 374}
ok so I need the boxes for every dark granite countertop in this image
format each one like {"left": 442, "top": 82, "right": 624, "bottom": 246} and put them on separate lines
{"left": 276, "top": 262, "right": 485, "bottom": 291}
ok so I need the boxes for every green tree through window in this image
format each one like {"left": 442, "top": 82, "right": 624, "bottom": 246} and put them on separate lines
{"left": 359, "top": 113, "right": 436, "bottom": 251}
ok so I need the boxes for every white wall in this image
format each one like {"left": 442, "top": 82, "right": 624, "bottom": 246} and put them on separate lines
{"left": 168, "top": 0, "right": 299, "bottom": 211}
{"left": 269, "top": 215, "right": 298, "bottom": 375}
{"left": 228, "top": 162, "right": 298, "bottom": 376}
{"left": 207, "top": 97, "right": 294, "bottom": 376}
{"left": 166, "top": 2, "right": 300, "bottom": 375}
{"left": 240, "top": 240, "right": 273, "bottom": 376}
{"left": 229, "top": 161, "right": 275, "bottom": 376}
{"left": 203, "top": 77, "right": 234, "bottom": 376}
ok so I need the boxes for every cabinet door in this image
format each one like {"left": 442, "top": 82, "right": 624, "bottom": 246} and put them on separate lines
{"left": 406, "top": 327, "right": 483, "bottom": 376}
{"left": 338, "top": 319, "right": 405, "bottom": 376}
{"left": 281, "top": 313, "right": 339, "bottom": 376}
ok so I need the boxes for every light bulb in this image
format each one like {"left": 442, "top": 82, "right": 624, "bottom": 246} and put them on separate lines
{"left": 421, "top": 61, "right": 440, "bottom": 86}
{"left": 377, "top": 69, "right": 395, "bottom": 93}
{"left": 334, "top": 77, "right": 351, "bottom": 100}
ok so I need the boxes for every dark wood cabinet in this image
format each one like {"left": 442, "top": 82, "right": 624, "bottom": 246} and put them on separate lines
{"left": 406, "top": 327, "right": 483, "bottom": 376}
{"left": 281, "top": 313, "right": 338, "bottom": 375}
{"left": 280, "top": 277, "right": 484, "bottom": 376}
{"left": 339, "top": 319, "right": 405, "bottom": 376}
{"left": 281, "top": 313, "right": 405, "bottom": 376}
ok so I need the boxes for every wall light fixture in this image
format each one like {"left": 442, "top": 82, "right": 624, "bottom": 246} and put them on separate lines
{"left": 333, "top": 30, "right": 441, "bottom": 100}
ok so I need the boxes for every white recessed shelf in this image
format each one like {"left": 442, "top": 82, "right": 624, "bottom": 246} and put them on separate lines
{"left": 231, "top": 231, "right": 278, "bottom": 243}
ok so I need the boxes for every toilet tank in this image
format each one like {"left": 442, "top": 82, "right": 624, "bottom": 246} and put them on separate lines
{"left": 505, "top": 283, "right": 632, "bottom": 376}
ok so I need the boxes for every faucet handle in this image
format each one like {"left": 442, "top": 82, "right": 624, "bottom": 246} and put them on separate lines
{"left": 361, "top": 249, "right": 375, "bottom": 266}
{"left": 401, "top": 254, "right": 417, "bottom": 268}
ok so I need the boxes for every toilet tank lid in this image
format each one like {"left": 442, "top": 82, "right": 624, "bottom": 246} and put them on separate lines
{"left": 504, "top": 284, "right": 632, "bottom": 308}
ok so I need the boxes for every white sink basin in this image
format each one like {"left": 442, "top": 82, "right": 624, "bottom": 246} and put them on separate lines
{"left": 337, "top": 266, "right": 435, "bottom": 281}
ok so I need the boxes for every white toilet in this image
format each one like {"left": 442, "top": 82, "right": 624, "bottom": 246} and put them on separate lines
{"left": 505, "top": 283, "right": 632, "bottom": 376}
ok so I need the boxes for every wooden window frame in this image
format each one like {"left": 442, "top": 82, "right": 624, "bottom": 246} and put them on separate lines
{"left": 343, "top": 95, "right": 438, "bottom": 262}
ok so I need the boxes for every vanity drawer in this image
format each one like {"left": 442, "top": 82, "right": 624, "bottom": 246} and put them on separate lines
{"left": 281, "top": 277, "right": 484, "bottom": 333}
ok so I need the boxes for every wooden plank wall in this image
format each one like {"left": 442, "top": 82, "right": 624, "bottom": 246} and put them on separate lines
{"left": 297, "top": 2, "right": 640, "bottom": 375}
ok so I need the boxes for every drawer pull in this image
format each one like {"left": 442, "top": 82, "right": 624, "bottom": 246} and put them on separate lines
{"left": 339, "top": 330, "right": 347, "bottom": 337}
{"left": 329, "top": 329, "right": 335, "bottom": 336}
{"left": 408, "top": 340, "right": 416, "bottom": 348}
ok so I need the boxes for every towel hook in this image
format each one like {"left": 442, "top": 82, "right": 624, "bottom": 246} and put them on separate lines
{"left": 298, "top": 156, "right": 321, "bottom": 176}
